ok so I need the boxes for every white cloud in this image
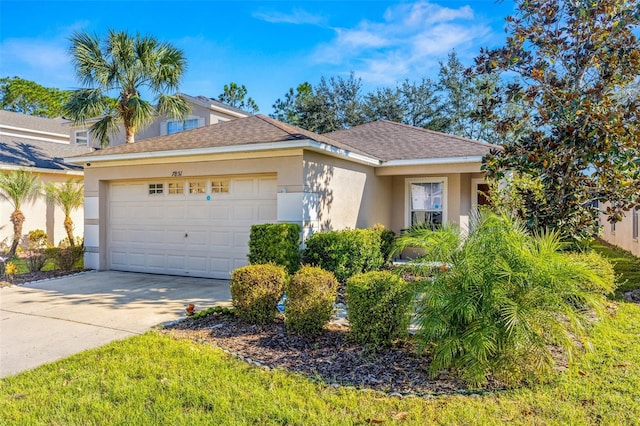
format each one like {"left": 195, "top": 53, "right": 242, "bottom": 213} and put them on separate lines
{"left": 310, "top": 1, "right": 494, "bottom": 86}
{"left": 253, "top": 8, "right": 325, "bottom": 25}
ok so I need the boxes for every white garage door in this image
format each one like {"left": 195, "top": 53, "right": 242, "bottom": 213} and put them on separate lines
{"left": 108, "top": 175, "right": 277, "bottom": 279}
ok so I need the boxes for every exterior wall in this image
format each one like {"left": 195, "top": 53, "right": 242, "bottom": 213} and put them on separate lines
{"left": 600, "top": 206, "right": 640, "bottom": 257}
{"left": 82, "top": 153, "right": 303, "bottom": 270}
{"left": 302, "top": 151, "right": 392, "bottom": 234}
{"left": 0, "top": 171, "right": 84, "bottom": 250}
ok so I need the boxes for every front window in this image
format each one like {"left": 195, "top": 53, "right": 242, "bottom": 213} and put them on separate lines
{"left": 407, "top": 178, "right": 446, "bottom": 228}
{"left": 75, "top": 130, "right": 88, "bottom": 145}
{"left": 167, "top": 118, "right": 199, "bottom": 135}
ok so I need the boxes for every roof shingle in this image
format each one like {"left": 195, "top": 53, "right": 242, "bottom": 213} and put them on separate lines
{"left": 1, "top": 137, "right": 92, "bottom": 171}
{"left": 324, "top": 120, "right": 497, "bottom": 162}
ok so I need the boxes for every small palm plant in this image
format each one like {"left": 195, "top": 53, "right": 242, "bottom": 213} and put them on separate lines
{"left": 44, "top": 180, "right": 84, "bottom": 247}
{"left": 0, "top": 169, "right": 40, "bottom": 258}
{"left": 394, "top": 210, "right": 616, "bottom": 387}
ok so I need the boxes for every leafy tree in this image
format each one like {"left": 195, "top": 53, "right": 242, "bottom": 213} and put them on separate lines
{"left": 217, "top": 82, "right": 259, "bottom": 113}
{"left": 0, "top": 77, "right": 71, "bottom": 117}
{"left": 272, "top": 73, "right": 364, "bottom": 133}
{"left": 475, "top": 0, "right": 640, "bottom": 240}
{"left": 0, "top": 169, "right": 40, "bottom": 257}
{"left": 44, "top": 180, "right": 84, "bottom": 247}
{"left": 64, "top": 30, "right": 190, "bottom": 146}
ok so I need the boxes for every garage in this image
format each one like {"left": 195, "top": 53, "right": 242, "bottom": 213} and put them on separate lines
{"left": 108, "top": 175, "right": 277, "bottom": 279}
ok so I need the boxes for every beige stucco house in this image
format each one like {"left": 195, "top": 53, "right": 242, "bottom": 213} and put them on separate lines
{"left": 69, "top": 93, "right": 249, "bottom": 148}
{"left": 0, "top": 110, "right": 91, "bottom": 248}
{"left": 67, "top": 115, "right": 495, "bottom": 279}
{"left": 600, "top": 206, "right": 639, "bottom": 257}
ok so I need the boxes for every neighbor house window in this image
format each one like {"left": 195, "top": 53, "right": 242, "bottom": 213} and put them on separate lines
{"left": 211, "top": 180, "right": 229, "bottom": 193}
{"left": 168, "top": 182, "right": 184, "bottom": 195}
{"left": 75, "top": 130, "right": 88, "bottom": 145}
{"left": 167, "top": 118, "right": 199, "bottom": 135}
{"left": 148, "top": 183, "right": 164, "bottom": 195}
{"left": 633, "top": 207, "right": 639, "bottom": 240}
{"left": 189, "top": 181, "right": 205, "bottom": 194}
{"left": 406, "top": 178, "right": 446, "bottom": 228}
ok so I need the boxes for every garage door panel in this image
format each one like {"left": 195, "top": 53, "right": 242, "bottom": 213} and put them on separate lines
{"left": 108, "top": 176, "right": 276, "bottom": 279}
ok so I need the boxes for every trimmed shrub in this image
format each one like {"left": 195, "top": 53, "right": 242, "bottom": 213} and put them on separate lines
{"left": 26, "top": 251, "right": 48, "bottom": 272}
{"left": 346, "top": 271, "right": 413, "bottom": 347}
{"left": 230, "top": 264, "right": 287, "bottom": 324}
{"left": 248, "top": 223, "right": 301, "bottom": 274}
{"left": 45, "top": 246, "right": 84, "bottom": 271}
{"left": 285, "top": 266, "right": 338, "bottom": 335}
{"left": 302, "top": 229, "right": 384, "bottom": 282}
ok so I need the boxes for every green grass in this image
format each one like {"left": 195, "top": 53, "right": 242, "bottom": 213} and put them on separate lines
{"left": 1, "top": 302, "right": 639, "bottom": 425}
{"left": 8, "top": 258, "right": 56, "bottom": 274}
{"left": 589, "top": 238, "right": 640, "bottom": 297}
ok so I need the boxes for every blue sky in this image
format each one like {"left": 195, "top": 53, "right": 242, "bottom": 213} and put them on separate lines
{"left": 0, "top": 0, "right": 516, "bottom": 114}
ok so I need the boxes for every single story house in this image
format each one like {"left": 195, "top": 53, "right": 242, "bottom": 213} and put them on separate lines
{"left": 67, "top": 115, "right": 496, "bottom": 279}
{"left": 0, "top": 110, "right": 92, "bottom": 247}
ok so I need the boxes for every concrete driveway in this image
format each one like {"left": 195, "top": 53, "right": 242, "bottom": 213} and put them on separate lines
{"left": 0, "top": 271, "right": 231, "bottom": 378}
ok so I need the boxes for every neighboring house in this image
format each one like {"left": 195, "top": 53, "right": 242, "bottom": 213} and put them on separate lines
{"left": 600, "top": 206, "right": 639, "bottom": 257}
{"left": 68, "top": 93, "right": 249, "bottom": 148}
{"left": 66, "top": 115, "right": 495, "bottom": 279}
{"left": 0, "top": 110, "right": 93, "bottom": 248}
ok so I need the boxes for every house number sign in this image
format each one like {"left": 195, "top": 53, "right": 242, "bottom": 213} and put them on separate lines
{"left": 171, "top": 171, "right": 183, "bottom": 177}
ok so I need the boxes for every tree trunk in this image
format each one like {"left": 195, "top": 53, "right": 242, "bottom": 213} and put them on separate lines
{"left": 125, "top": 125, "right": 135, "bottom": 144}
{"left": 8, "top": 209, "right": 24, "bottom": 258}
{"left": 64, "top": 215, "right": 75, "bottom": 247}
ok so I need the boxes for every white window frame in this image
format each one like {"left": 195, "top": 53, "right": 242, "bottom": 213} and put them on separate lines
{"left": 148, "top": 183, "right": 164, "bottom": 195}
{"left": 211, "top": 179, "right": 230, "bottom": 194}
{"left": 75, "top": 130, "right": 88, "bottom": 146}
{"left": 161, "top": 115, "right": 205, "bottom": 136}
{"left": 168, "top": 182, "right": 184, "bottom": 195}
{"left": 405, "top": 177, "right": 447, "bottom": 229}
{"left": 188, "top": 181, "right": 206, "bottom": 194}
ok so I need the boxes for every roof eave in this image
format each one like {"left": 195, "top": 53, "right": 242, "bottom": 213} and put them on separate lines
{"left": 380, "top": 156, "right": 486, "bottom": 167}
{"left": 65, "top": 140, "right": 381, "bottom": 166}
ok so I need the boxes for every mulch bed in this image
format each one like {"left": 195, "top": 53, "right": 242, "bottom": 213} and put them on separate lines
{"left": 162, "top": 312, "right": 504, "bottom": 396}
{"left": 0, "top": 270, "right": 84, "bottom": 288}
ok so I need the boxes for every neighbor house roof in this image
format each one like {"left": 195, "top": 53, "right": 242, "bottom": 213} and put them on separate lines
{"left": 178, "top": 93, "right": 251, "bottom": 118}
{"left": 324, "top": 120, "right": 497, "bottom": 162}
{"left": 0, "top": 136, "right": 93, "bottom": 172}
{"left": 67, "top": 114, "right": 376, "bottom": 163}
{"left": 0, "top": 110, "right": 69, "bottom": 144}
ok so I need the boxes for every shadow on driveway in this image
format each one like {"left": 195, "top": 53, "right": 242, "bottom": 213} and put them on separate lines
{"left": 0, "top": 270, "right": 231, "bottom": 378}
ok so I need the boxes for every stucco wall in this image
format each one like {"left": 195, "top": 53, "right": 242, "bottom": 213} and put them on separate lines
{"left": 0, "top": 172, "right": 84, "bottom": 250}
{"left": 303, "top": 151, "right": 392, "bottom": 232}
{"left": 600, "top": 206, "right": 639, "bottom": 257}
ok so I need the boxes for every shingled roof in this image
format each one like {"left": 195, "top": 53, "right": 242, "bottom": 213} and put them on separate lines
{"left": 0, "top": 110, "right": 69, "bottom": 137}
{"left": 0, "top": 136, "right": 93, "bottom": 171}
{"left": 324, "top": 120, "right": 496, "bottom": 162}
{"left": 72, "top": 114, "right": 371, "bottom": 159}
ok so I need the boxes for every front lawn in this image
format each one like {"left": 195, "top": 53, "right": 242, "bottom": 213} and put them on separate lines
{"left": 1, "top": 301, "right": 639, "bottom": 424}
{"left": 590, "top": 238, "right": 640, "bottom": 297}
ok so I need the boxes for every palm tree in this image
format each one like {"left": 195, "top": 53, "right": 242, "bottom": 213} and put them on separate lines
{"left": 0, "top": 169, "right": 40, "bottom": 257}
{"left": 45, "top": 180, "right": 84, "bottom": 247}
{"left": 65, "top": 30, "right": 190, "bottom": 147}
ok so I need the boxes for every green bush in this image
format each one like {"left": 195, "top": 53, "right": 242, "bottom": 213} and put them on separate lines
{"left": 302, "top": 229, "right": 384, "bottom": 282}
{"left": 230, "top": 264, "right": 287, "bottom": 324}
{"left": 285, "top": 266, "right": 338, "bottom": 335}
{"left": 26, "top": 229, "right": 49, "bottom": 249}
{"left": 45, "top": 246, "right": 84, "bottom": 271}
{"left": 400, "top": 211, "right": 616, "bottom": 387}
{"left": 248, "top": 223, "right": 301, "bottom": 274}
{"left": 346, "top": 271, "right": 413, "bottom": 347}
{"left": 565, "top": 250, "right": 617, "bottom": 296}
